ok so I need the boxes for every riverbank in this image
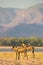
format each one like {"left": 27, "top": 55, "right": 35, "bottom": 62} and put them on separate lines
{"left": 0, "top": 46, "right": 43, "bottom": 52}
{"left": 0, "top": 46, "right": 43, "bottom": 48}
{"left": 0, "top": 46, "right": 12, "bottom": 48}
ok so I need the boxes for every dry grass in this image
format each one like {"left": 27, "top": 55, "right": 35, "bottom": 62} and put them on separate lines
{"left": 0, "top": 52, "right": 43, "bottom": 58}
{"left": 0, "top": 47, "right": 43, "bottom": 65}
{"left": 0, "top": 52, "right": 43, "bottom": 65}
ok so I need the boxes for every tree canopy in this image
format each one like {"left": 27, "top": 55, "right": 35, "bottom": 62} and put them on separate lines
{"left": 0, "top": 37, "right": 43, "bottom": 46}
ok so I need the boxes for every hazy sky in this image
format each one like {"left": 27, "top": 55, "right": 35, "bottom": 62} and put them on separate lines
{"left": 0, "top": 0, "right": 43, "bottom": 9}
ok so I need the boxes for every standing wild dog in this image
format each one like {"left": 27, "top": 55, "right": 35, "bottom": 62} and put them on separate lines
{"left": 12, "top": 44, "right": 35, "bottom": 60}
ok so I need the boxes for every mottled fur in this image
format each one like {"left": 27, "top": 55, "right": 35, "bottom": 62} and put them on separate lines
{"left": 12, "top": 44, "right": 35, "bottom": 60}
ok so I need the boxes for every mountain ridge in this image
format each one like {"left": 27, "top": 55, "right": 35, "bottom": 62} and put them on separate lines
{"left": 0, "top": 4, "right": 43, "bottom": 37}
{"left": 0, "top": 23, "right": 43, "bottom": 37}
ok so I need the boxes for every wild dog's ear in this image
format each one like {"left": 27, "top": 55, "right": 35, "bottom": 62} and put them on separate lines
{"left": 12, "top": 46, "right": 14, "bottom": 48}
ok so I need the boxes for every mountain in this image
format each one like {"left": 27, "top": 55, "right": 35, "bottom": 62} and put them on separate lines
{"left": 1, "top": 23, "right": 43, "bottom": 37}
{"left": 0, "top": 4, "right": 43, "bottom": 37}
{"left": 0, "top": 25, "right": 5, "bottom": 33}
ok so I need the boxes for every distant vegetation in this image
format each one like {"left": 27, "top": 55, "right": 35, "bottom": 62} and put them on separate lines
{"left": 0, "top": 37, "right": 43, "bottom": 46}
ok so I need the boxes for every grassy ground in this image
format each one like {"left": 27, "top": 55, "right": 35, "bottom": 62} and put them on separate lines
{"left": 0, "top": 52, "right": 43, "bottom": 58}
{"left": 0, "top": 52, "right": 43, "bottom": 65}
{"left": 0, "top": 47, "right": 43, "bottom": 65}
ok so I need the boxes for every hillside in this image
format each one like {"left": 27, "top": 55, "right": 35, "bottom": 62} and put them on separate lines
{"left": 0, "top": 4, "right": 43, "bottom": 37}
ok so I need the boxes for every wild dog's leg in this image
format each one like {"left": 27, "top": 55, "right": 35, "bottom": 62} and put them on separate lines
{"left": 24, "top": 52, "right": 28, "bottom": 60}
{"left": 16, "top": 52, "right": 17, "bottom": 60}
{"left": 18, "top": 52, "right": 20, "bottom": 60}
{"left": 25, "top": 52, "right": 28, "bottom": 60}
{"left": 32, "top": 47, "right": 35, "bottom": 58}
